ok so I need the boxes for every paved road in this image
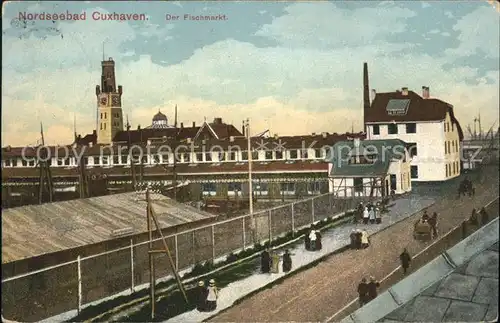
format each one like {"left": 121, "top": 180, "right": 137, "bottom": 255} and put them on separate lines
{"left": 209, "top": 168, "right": 499, "bottom": 322}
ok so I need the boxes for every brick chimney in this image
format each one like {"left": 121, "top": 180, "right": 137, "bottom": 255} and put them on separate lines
{"left": 402, "top": 87, "right": 409, "bottom": 96}
{"left": 192, "top": 121, "right": 195, "bottom": 127}
{"left": 422, "top": 86, "right": 430, "bottom": 99}
{"left": 180, "top": 122, "right": 184, "bottom": 128}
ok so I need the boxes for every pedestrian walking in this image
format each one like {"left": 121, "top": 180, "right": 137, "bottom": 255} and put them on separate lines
{"left": 195, "top": 281, "right": 208, "bottom": 312}
{"left": 309, "top": 230, "right": 317, "bottom": 251}
{"left": 282, "top": 249, "right": 292, "bottom": 273}
{"left": 361, "top": 230, "right": 369, "bottom": 248}
{"left": 261, "top": 249, "right": 271, "bottom": 273}
{"left": 367, "top": 277, "right": 380, "bottom": 302}
{"left": 357, "top": 278, "right": 369, "bottom": 306}
{"left": 369, "top": 207, "right": 375, "bottom": 224}
{"left": 363, "top": 207, "right": 369, "bottom": 224}
{"left": 428, "top": 212, "right": 438, "bottom": 238}
{"left": 480, "top": 207, "right": 489, "bottom": 225}
{"left": 206, "top": 279, "right": 218, "bottom": 311}
{"left": 399, "top": 248, "right": 412, "bottom": 274}
{"left": 375, "top": 206, "right": 382, "bottom": 224}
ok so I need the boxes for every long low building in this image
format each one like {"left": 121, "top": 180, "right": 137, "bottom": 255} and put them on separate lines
{"left": 1, "top": 192, "right": 217, "bottom": 321}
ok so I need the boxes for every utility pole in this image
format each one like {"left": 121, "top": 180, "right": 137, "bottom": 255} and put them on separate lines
{"left": 173, "top": 104, "right": 178, "bottom": 201}
{"left": 38, "top": 122, "right": 54, "bottom": 204}
{"left": 127, "top": 115, "right": 137, "bottom": 189}
{"left": 246, "top": 119, "right": 257, "bottom": 242}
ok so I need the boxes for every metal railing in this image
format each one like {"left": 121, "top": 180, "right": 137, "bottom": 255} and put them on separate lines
{"left": 2, "top": 189, "right": 366, "bottom": 322}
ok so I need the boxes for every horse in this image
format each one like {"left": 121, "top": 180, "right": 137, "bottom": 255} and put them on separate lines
{"left": 457, "top": 178, "right": 475, "bottom": 198}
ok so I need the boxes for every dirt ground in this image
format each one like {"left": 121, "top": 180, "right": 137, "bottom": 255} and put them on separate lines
{"left": 208, "top": 168, "right": 499, "bottom": 322}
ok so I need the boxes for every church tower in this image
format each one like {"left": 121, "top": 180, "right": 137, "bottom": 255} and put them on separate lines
{"left": 96, "top": 57, "right": 123, "bottom": 144}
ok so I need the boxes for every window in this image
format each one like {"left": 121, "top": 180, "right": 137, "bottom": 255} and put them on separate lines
{"left": 113, "top": 156, "right": 120, "bottom": 164}
{"left": 29, "top": 160, "right": 35, "bottom": 166}
{"left": 196, "top": 153, "right": 203, "bottom": 162}
{"left": 5, "top": 160, "right": 11, "bottom": 167}
{"left": 104, "top": 123, "right": 106, "bottom": 130}
{"left": 121, "top": 155, "right": 128, "bottom": 164}
{"left": 93, "top": 157, "right": 99, "bottom": 165}
{"left": 252, "top": 151, "right": 259, "bottom": 160}
{"left": 275, "top": 151, "right": 283, "bottom": 159}
{"left": 281, "top": 182, "right": 295, "bottom": 192}
{"left": 228, "top": 182, "right": 242, "bottom": 192}
{"left": 314, "top": 149, "right": 323, "bottom": 158}
{"left": 408, "top": 143, "right": 417, "bottom": 157}
{"left": 410, "top": 165, "right": 418, "bottom": 179}
{"left": 373, "top": 125, "right": 380, "bottom": 135}
{"left": 453, "top": 162, "right": 456, "bottom": 175}
{"left": 218, "top": 151, "right": 226, "bottom": 161}
{"left": 100, "top": 113, "right": 103, "bottom": 119}
{"left": 229, "top": 152, "right": 237, "bottom": 161}
{"left": 302, "top": 149, "right": 309, "bottom": 159}
{"left": 349, "top": 153, "right": 376, "bottom": 165}
{"left": 456, "top": 140, "right": 458, "bottom": 152}
{"left": 406, "top": 123, "right": 416, "bottom": 133}
{"left": 201, "top": 183, "right": 216, "bottom": 193}
{"left": 104, "top": 112, "right": 107, "bottom": 119}
{"left": 354, "top": 178, "right": 363, "bottom": 192}
{"left": 184, "top": 153, "right": 190, "bottom": 163}
{"left": 446, "top": 164, "right": 448, "bottom": 177}
{"left": 57, "top": 159, "right": 63, "bottom": 166}
{"left": 153, "top": 155, "right": 160, "bottom": 164}
{"left": 307, "top": 182, "right": 321, "bottom": 194}
{"left": 444, "top": 123, "right": 447, "bottom": 132}
{"left": 289, "top": 150, "right": 298, "bottom": 159}
{"left": 265, "top": 151, "right": 273, "bottom": 160}
{"left": 255, "top": 183, "right": 269, "bottom": 195}
{"left": 100, "top": 123, "right": 103, "bottom": 130}
{"left": 241, "top": 151, "right": 248, "bottom": 161}
{"left": 447, "top": 142, "right": 451, "bottom": 154}
{"left": 388, "top": 123, "right": 398, "bottom": 134}
{"left": 445, "top": 142, "right": 448, "bottom": 154}
{"left": 22, "top": 159, "right": 27, "bottom": 166}
{"left": 102, "top": 156, "right": 108, "bottom": 165}
{"left": 205, "top": 153, "right": 212, "bottom": 162}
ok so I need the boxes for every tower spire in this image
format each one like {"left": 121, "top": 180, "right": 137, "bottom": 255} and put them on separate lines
{"left": 102, "top": 41, "right": 105, "bottom": 61}
{"left": 73, "top": 113, "right": 77, "bottom": 142}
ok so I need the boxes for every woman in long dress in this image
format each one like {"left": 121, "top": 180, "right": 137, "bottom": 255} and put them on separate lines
{"left": 206, "top": 279, "right": 219, "bottom": 311}
{"left": 369, "top": 207, "right": 376, "bottom": 224}
{"left": 363, "top": 207, "right": 369, "bottom": 224}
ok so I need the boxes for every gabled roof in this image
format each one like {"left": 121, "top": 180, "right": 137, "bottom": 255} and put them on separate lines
{"left": 365, "top": 90, "right": 464, "bottom": 140}
{"left": 327, "top": 139, "right": 408, "bottom": 178}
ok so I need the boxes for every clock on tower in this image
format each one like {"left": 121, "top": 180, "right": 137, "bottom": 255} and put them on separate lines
{"left": 100, "top": 97, "right": 107, "bottom": 106}
{"left": 112, "top": 96, "right": 120, "bottom": 106}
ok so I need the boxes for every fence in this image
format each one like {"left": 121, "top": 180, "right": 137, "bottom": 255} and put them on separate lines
{"left": 1, "top": 191, "right": 367, "bottom": 322}
{"left": 326, "top": 197, "right": 499, "bottom": 322}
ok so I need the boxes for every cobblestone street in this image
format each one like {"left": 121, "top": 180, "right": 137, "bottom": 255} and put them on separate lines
{"left": 208, "top": 168, "right": 499, "bottom": 322}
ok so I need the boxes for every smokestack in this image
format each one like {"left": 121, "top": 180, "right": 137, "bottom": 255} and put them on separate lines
{"left": 242, "top": 121, "right": 245, "bottom": 137}
{"left": 180, "top": 122, "right": 184, "bottom": 128}
{"left": 363, "top": 62, "right": 370, "bottom": 109}
{"left": 192, "top": 121, "right": 195, "bottom": 127}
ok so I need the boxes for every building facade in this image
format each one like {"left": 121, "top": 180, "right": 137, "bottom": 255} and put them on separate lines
{"left": 364, "top": 86, "right": 463, "bottom": 182}
{"left": 327, "top": 138, "right": 412, "bottom": 197}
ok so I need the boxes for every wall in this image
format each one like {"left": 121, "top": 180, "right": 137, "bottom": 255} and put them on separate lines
{"left": 366, "top": 122, "right": 448, "bottom": 182}
{"left": 443, "top": 111, "right": 461, "bottom": 179}
{"left": 329, "top": 177, "right": 386, "bottom": 197}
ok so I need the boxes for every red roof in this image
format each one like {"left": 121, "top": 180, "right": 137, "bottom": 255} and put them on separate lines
{"left": 365, "top": 90, "right": 464, "bottom": 140}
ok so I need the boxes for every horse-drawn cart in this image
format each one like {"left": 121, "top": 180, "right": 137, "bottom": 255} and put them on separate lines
{"left": 413, "top": 219, "right": 432, "bottom": 241}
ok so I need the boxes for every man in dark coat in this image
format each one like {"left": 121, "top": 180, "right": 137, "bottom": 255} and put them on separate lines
{"left": 421, "top": 210, "right": 429, "bottom": 222}
{"left": 428, "top": 212, "right": 438, "bottom": 238}
{"left": 469, "top": 208, "right": 479, "bottom": 225}
{"left": 304, "top": 230, "right": 311, "bottom": 251}
{"left": 357, "top": 278, "right": 368, "bottom": 306}
{"left": 480, "top": 207, "right": 489, "bottom": 225}
{"left": 315, "top": 230, "right": 322, "bottom": 251}
{"left": 399, "top": 248, "right": 412, "bottom": 274}
{"left": 261, "top": 249, "right": 271, "bottom": 273}
{"left": 195, "top": 281, "right": 208, "bottom": 312}
{"left": 282, "top": 249, "right": 292, "bottom": 273}
{"left": 367, "top": 277, "right": 380, "bottom": 302}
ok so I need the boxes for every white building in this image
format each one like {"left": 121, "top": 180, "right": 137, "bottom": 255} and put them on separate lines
{"left": 327, "top": 138, "right": 412, "bottom": 197}
{"left": 364, "top": 86, "right": 464, "bottom": 182}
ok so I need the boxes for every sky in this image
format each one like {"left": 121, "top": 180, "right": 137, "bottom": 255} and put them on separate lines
{"left": 2, "top": 0, "right": 499, "bottom": 146}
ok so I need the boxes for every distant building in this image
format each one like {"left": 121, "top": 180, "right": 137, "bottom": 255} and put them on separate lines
{"left": 147, "top": 110, "right": 171, "bottom": 129}
{"left": 362, "top": 63, "right": 463, "bottom": 182}
{"left": 327, "top": 138, "right": 412, "bottom": 197}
